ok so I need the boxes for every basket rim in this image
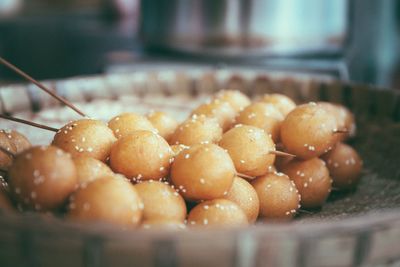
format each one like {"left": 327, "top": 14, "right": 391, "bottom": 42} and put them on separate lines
{"left": 1, "top": 68, "right": 400, "bottom": 238}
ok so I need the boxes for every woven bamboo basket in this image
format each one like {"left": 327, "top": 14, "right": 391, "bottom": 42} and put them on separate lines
{"left": 0, "top": 68, "right": 400, "bottom": 267}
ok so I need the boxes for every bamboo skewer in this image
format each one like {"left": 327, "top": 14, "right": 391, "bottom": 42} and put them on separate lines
{"left": 0, "top": 114, "right": 58, "bottom": 132}
{"left": 0, "top": 57, "right": 86, "bottom": 117}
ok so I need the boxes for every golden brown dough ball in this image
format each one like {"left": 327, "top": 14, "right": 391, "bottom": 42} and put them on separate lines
{"left": 170, "top": 144, "right": 190, "bottom": 157}
{"left": 235, "top": 102, "right": 284, "bottom": 142}
{"left": 187, "top": 199, "right": 248, "bottom": 227}
{"left": 0, "top": 176, "right": 14, "bottom": 212}
{"left": 1, "top": 129, "right": 31, "bottom": 154}
{"left": 191, "top": 99, "right": 236, "bottom": 131}
{"left": 321, "top": 143, "right": 362, "bottom": 190}
{"left": 0, "top": 130, "right": 17, "bottom": 171}
{"left": 280, "top": 103, "right": 338, "bottom": 159}
{"left": 72, "top": 156, "right": 114, "bottom": 187}
{"left": 52, "top": 119, "right": 116, "bottom": 162}
{"left": 281, "top": 158, "right": 332, "bottom": 209}
{"left": 147, "top": 111, "right": 178, "bottom": 142}
{"left": 318, "top": 102, "right": 356, "bottom": 140}
{"left": 134, "top": 181, "right": 186, "bottom": 222}
{"left": 169, "top": 115, "right": 222, "bottom": 146}
{"left": 8, "top": 146, "right": 77, "bottom": 211}
{"left": 251, "top": 172, "right": 300, "bottom": 220}
{"left": 67, "top": 176, "right": 143, "bottom": 227}
{"left": 224, "top": 177, "right": 259, "bottom": 223}
{"left": 213, "top": 90, "right": 251, "bottom": 112}
{"left": 110, "top": 130, "right": 173, "bottom": 181}
{"left": 141, "top": 219, "right": 186, "bottom": 230}
{"left": 108, "top": 113, "right": 156, "bottom": 139}
{"left": 171, "top": 144, "right": 235, "bottom": 201}
{"left": 219, "top": 125, "right": 276, "bottom": 177}
{"left": 260, "top": 93, "right": 296, "bottom": 117}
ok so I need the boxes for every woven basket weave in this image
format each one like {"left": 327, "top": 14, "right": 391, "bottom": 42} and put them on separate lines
{"left": 0, "top": 68, "right": 400, "bottom": 267}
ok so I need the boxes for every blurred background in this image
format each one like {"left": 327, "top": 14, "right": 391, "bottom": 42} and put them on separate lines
{"left": 0, "top": 0, "right": 399, "bottom": 89}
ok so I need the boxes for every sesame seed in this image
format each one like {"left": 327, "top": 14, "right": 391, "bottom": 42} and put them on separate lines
{"left": 203, "top": 219, "right": 208, "bottom": 225}
{"left": 184, "top": 154, "right": 190, "bottom": 159}
{"left": 200, "top": 178, "right": 205, "bottom": 184}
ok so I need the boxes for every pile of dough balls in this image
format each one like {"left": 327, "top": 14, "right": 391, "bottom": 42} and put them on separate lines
{"left": 0, "top": 90, "right": 363, "bottom": 229}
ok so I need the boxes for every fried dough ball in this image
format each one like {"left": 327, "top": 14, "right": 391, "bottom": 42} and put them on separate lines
{"left": 72, "top": 156, "right": 114, "bottom": 187}
{"left": 110, "top": 130, "right": 173, "bottom": 181}
{"left": 280, "top": 103, "right": 338, "bottom": 159}
{"left": 219, "top": 125, "right": 276, "bottom": 177}
{"left": 0, "top": 130, "right": 17, "bottom": 171}
{"left": 141, "top": 219, "right": 186, "bottom": 230}
{"left": 8, "top": 146, "right": 77, "bottom": 211}
{"left": 235, "top": 103, "right": 284, "bottom": 142}
{"left": 171, "top": 144, "right": 235, "bottom": 201}
{"left": 191, "top": 99, "right": 236, "bottom": 131}
{"left": 318, "top": 102, "right": 356, "bottom": 140}
{"left": 67, "top": 176, "right": 143, "bottom": 227}
{"left": 108, "top": 113, "right": 156, "bottom": 139}
{"left": 321, "top": 143, "right": 363, "bottom": 190}
{"left": 251, "top": 172, "right": 300, "bottom": 220}
{"left": 1, "top": 129, "right": 31, "bottom": 153}
{"left": 170, "top": 144, "right": 190, "bottom": 157}
{"left": 260, "top": 93, "right": 296, "bottom": 117}
{"left": 169, "top": 115, "right": 222, "bottom": 146}
{"left": 224, "top": 177, "right": 259, "bottom": 223}
{"left": 281, "top": 158, "right": 332, "bottom": 209}
{"left": 213, "top": 90, "right": 251, "bottom": 112}
{"left": 52, "top": 119, "right": 116, "bottom": 162}
{"left": 0, "top": 176, "right": 14, "bottom": 212}
{"left": 187, "top": 199, "right": 248, "bottom": 227}
{"left": 134, "top": 181, "right": 186, "bottom": 222}
{"left": 147, "top": 111, "right": 178, "bottom": 142}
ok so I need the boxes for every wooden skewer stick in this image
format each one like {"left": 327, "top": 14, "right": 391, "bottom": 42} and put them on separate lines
{"left": 270, "top": 150, "right": 296, "bottom": 157}
{"left": 237, "top": 172, "right": 255, "bottom": 180}
{"left": 0, "top": 57, "right": 86, "bottom": 117}
{"left": 0, "top": 114, "right": 58, "bottom": 132}
{"left": 0, "top": 146, "right": 15, "bottom": 158}
{"left": 333, "top": 129, "right": 348, "bottom": 134}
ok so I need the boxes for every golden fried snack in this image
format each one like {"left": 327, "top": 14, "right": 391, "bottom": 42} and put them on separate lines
{"left": 235, "top": 102, "right": 284, "bottom": 142}
{"left": 251, "top": 172, "right": 300, "bottom": 220}
{"left": 0, "top": 130, "right": 17, "bottom": 171}
{"left": 0, "top": 176, "right": 14, "bottom": 212}
{"left": 110, "top": 130, "right": 173, "bottom": 181}
{"left": 224, "top": 176, "right": 259, "bottom": 223}
{"left": 187, "top": 199, "right": 248, "bottom": 227}
{"left": 321, "top": 142, "right": 363, "bottom": 190}
{"left": 134, "top": 181, "right": 186, "bottom": 222}
{"left": 72, "top": 156, "right": 114, "bottom": 187}
{"left": 108, "top": 112, "right": 156, "bottom": 139}
{"left": 191, "top": 99, "right": 236, "bottom": 131}
{"left": 281, "top": 158, "right": 332, "bottom": 209}
{"left": 147, "top": 111, "right": 179, "bottom": 142}
{"left": 219, "top": 125, "right": 276, "bottom": 177}
{"left": 213, "top": 90, "right": 251, "bottom": 112}
{"left": 259, "top": 93, "right": 296, "bottom": 117}
{"left": 280, "top": 103, "right": 338, "bottom": 159}
{"left": 67, "top": 176, "right": 143, "bottom": 227}
{"left": 318, "top": 102, "right": 356, "bottom": 140}
{"left": 2, "top": 129, "right": 31, "bottom": 153}
{"left": 8, "top": 146, "right": 77, "bottom": 211}
{"left": 171, "top": 144, "right": 235, "bottom": 201}
{"left": 169, "top": 115, "right": 222, "bottom": 146}
{"left": 52, "top": 119, "right": 116, "bottom": 162}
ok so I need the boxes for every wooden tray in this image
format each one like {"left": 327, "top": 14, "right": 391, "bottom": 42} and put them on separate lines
{"left": 0, "top": 69, "right": 400, "bottom": 267}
